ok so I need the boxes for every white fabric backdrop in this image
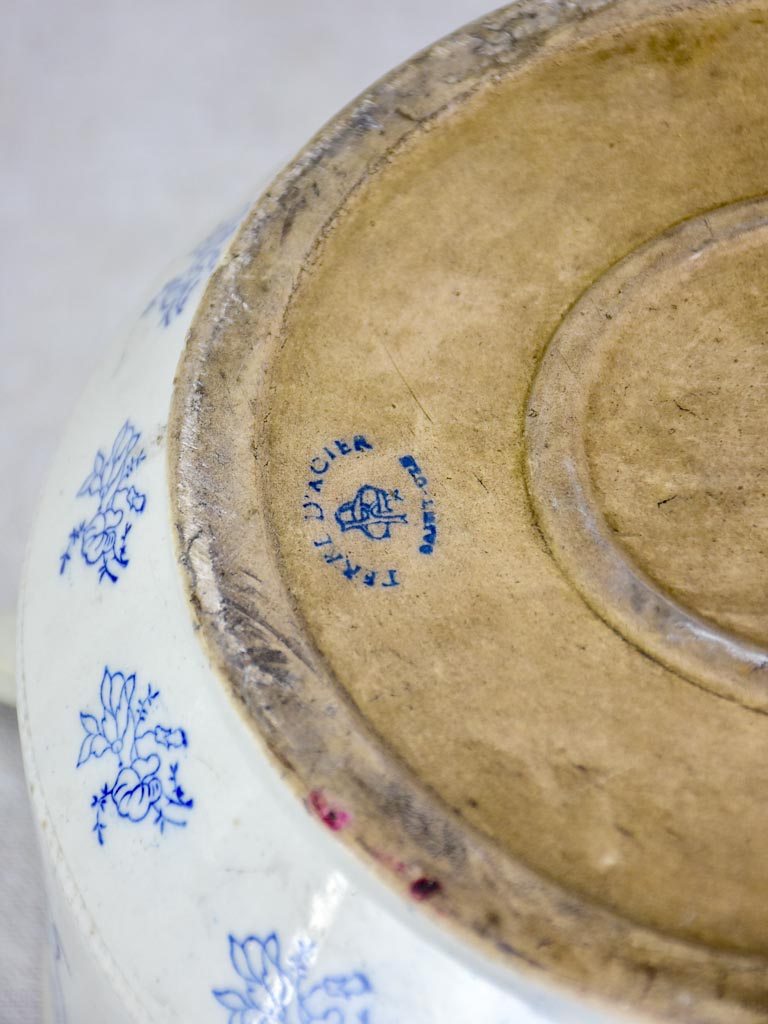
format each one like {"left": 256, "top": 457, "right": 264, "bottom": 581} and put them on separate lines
{"left": 0, "top": 2, "right": 487, "bottom": 1020}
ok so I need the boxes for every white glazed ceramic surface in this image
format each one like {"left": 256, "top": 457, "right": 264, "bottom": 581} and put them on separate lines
{"left": 16, "top": 209, "right": 619, "bottom": 1024}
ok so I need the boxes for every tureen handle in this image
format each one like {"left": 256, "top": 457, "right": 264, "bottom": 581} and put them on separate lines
{"left": 0, "top": 609, "right": 15, "bottom": 706}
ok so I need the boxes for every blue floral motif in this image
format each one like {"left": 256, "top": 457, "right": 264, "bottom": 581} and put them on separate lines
{"left": 77, "top": 667, "right": 193, "bottom": 845}
{"left": 59, "top": 421, "right": 147, "bottom": 583}
{"left": 213, "top": 932, "right": 373, "bottom": 1024}
{"left": 143, "top": 209, "right": 247, "bottom": 327}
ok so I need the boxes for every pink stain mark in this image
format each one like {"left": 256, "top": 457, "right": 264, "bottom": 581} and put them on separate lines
{"left": 379, "top": 853, "right": 408, "bottom": 876}
{"left": 410, "top": 877, "right": 442, "bottom": 901}
{"left": 308, "top": 790, "right": 350, "bottom": 832}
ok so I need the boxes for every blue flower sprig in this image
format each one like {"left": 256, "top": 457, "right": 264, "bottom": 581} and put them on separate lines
{"left": 77, "top": 668, "right": 193, "bottom": 845}
{"left": 213, "top": 932, "right": 373, "bottom": 1024}
{"left": 59, "top": 421, "right": 147, "bottom": 584}
{"left": 143, "top": 210, "right": 247, "bottom": 328}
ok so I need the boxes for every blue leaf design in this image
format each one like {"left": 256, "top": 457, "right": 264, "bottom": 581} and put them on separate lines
{"left": 77, "top": 451, "right": 105, "bottom": 498}
{"left": 230, "top": 936, "right": 257, "bottom": 984}
{"left": 263, "top": 933, "right": 280, "bottom": 966}
{"left": 126, "top": 486, "right": 146, "bottom": 513}
{"left": 76, "top": 734, "right": 95, "bottom": 767}
{"left": 260, "top": 933, "right": 291, "bottom": 1009}
{"left": 213, "top": 989, "right": 250, "bottom": 1011}
{"left": 100, "top": 667, "right": 113, "bottom": 712}
{"left": 109, "top": 422, "right": 139, "bottom": 465}
{"left": 80, "top": 712, "right": 99, "bottom": 735}
{"left": 77, "top": 732, "right": 111, "bottom": 766}
{"left": 123, "top": 673, "right": 136, "bottom": 706}
{"left": 153, "top": 725, "right": 187, "bottom": 749}
{"left": 321, "top": 975, "right": 372, "bottom": 1000}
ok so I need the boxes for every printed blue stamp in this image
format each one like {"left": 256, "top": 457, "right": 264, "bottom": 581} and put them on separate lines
{"left": 213, "top": 931, "right": 373, "bottom": 1023}
{"left": 144, "top": 208, "right": 247, "bottom": 328}
{"left": 335, "top": 485, "right": 407, "bottom": 541}
{"left": 398, "top": 455, "right": 437, "bottom": 555}
{"left": 77, "top": 667, "right": 193, "bottom": 845}
{"left": 59, "top": 421, "right": 147, "bottom": 584}
{"left": 302, "top": 436, "right": 437, "bottom": 589}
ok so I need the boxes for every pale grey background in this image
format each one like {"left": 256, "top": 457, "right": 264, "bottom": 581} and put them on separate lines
{"left": 0, "top": 2, "right": 486, "bottom": 1020}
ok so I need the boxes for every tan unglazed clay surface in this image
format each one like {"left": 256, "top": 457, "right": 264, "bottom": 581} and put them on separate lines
{"left": 170, "top": 0, "right": 768, "bottom": 1019}
{"left": 585, "top": 212, "right": 768, "bottom": 647}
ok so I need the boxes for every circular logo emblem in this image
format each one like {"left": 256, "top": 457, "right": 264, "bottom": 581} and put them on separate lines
{"left": 301, "top": 435, "right": 437, "bottom": 590}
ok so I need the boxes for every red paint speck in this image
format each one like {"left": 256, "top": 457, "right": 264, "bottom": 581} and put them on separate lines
{"left": 410, "top": 877, "right": 442, "bottom": 901}
{"left": 308, "top": 790, "right": 350, "bottom": 831}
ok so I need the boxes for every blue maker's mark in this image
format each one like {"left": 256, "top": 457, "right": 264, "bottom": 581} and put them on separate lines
{"left": 213, "top": 931, "right": 373, "bottom": 1023}
{"left": 77, "top": 667, "right": 194, "bottom": 845}
{"left": 335, "top": 485, "right": 407, "bottom": 540}
{"left": 305, "top": 436, "right": 374, "bottom": 494}
{"left": 59, "top": 421, "right": 146, "bottom": 584}
{"left": 302, "top": 436, "right": 438, "bottom": 590}
{"left": 399, "top": 455, "right": 437, "bottom": 555}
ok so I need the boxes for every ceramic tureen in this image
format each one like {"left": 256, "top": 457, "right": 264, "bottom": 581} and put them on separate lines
{"left": 17, "top": 0, "right": 768, "bottom": 1021}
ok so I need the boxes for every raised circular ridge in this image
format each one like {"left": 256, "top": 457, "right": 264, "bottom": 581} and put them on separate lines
{"left": 525, "top": 197, "right": 768, "bottom": 713}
